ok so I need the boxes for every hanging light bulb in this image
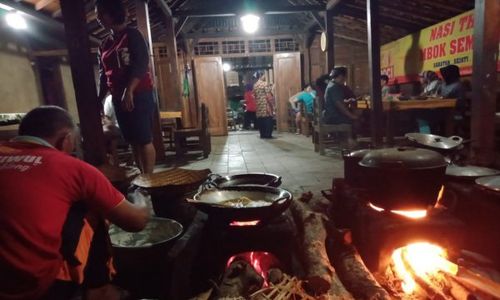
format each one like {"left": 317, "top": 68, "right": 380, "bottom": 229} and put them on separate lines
{"left": 223, "top": 63, "right": 232, "bottom": 72}
{"left": 5, "top": 11, "right": 27, "bottom": 30}
{"left": 240, "top": 14, "right": 260, "bottom": 34}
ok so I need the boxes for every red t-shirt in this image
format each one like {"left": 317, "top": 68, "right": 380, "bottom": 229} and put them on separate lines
{"left": 0, "top": 141, "right": 124, "bottom": 299}
{"left": 244, "top": 90, "right": 257, "bottom": 112}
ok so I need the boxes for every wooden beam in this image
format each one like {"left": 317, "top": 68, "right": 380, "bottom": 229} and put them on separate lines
{"left": 175, "top": 16, "right": 189, "bottom": 36}
{"left": 310, "top": 12, "right": 325, "bottom": 31}
{"left": 326, "top": 0, "right": 342, "bottom": 11}
{"left": 171, "top": 0, "right": 189, "bottom": 11}
{"left": 325, "top": 9, "right": 334, "bottom": 72}
{"left": 174, "top": 5, "right": 325, "bottom": 17}
{"left": 336, "top": 5, "right": 421, "bottom": 32}
{"left": 59, "top": 0, "right": 106, "bottom": 165}
{"left": 470, "top": 0, "right": 500, "bottom": 166}
{"left": 135, "top": 0, "right": 166, "bottom": 162}
{"left": 366, "top": 0, "right": 383, "bottom": 146}
{"left": 152, "top": 0, "right": 172, "bottom": 17}
{"left": 35, "top": 0, "right": 56, "bottom": 10}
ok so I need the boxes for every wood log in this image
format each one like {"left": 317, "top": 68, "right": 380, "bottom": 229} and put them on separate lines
{"left": 213, "top": 259, "right": 264, "bottom": 299}
{"left": 289, "top": 199, "right": 352, "bottom": 298}
{"left": 331, "top": 241, "right": 392, "bottom": 300}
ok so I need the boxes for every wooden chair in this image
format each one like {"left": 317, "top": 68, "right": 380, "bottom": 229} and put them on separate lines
{"left": 160, "top": 111, "right": 183, "bottom": 151}
{"left": 174, "top": 103, "right": 211, "bottom": 158}
{"left": 313, "top": 96, "right": 353, "bottom": 155}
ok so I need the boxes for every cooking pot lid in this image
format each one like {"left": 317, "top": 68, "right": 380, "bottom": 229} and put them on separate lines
{"left": 344, "top": 149, "right": 371, "bottom": 158}
{"left": 405, "top": 133, "right": 463, "bottom": 150}
{"left": 359, "top": 147, "right": 447, "bottom": 169}
{"left": 475, "top": 176, "right": 500, "bottom": 192}
{"left": 446, "top": 165, "right": 500, "bottom": 178}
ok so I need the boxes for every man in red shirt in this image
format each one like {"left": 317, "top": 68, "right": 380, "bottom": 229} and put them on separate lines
{"left": 0, "top": 106, "right": 150, "bottom": 299}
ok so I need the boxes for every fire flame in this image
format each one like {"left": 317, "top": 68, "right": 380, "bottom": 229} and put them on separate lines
{"left": 391, "top": 242, "right": 458, "bottom": 294}
{"left": 368, "top": 203, "right": 428, "bottom": 219}
{"left": 230, "top": 220, "right": 261, "bottom": 226}
{"left": 226, "top": 251, "right": 279, "bottom": 287}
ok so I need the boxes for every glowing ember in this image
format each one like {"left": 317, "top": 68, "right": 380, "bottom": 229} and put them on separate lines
{"left": 226, "top": 252, "right": 279, "bottom": 287}
{"left": 230, "top": 220, "right": 261, "bottom": 226}
{"left": 368, "top": 203, "right": 428, "bottom": 219}
{"left": 391, "top": 242, "right": 458, "bottom": 294}
{"left": 436, "top": 185, "right": 445, "bottom": 206}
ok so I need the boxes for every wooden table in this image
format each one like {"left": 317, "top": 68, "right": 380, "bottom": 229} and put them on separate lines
{"left": 160, "top": 111, "right": 183, "bottom": 150}
{"left": 356, "top": 99, "right": 457, "bottom": 145}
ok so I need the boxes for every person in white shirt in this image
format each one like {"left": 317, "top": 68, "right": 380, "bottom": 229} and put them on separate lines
{"left": 102, "top": 95, "right": 121, "bottom": 165}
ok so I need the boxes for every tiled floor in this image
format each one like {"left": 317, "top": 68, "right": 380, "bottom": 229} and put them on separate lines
{"left": 158, "top": 131, "right": 345, "bottom": 195}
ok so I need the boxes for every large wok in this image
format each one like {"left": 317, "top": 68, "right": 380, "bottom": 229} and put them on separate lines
{"left": 189, "top": 185, "right": 292, "bottom": 222}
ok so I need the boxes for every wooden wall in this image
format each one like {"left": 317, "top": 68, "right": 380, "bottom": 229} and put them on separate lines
{"left": 308, "top": 34, "right": 370, "bottom": 96}
{"left": 0, "top": 31, "right": 43, "bottom": 113}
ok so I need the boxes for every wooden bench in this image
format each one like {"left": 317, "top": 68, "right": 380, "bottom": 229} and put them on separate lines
{"left": 312, "top": 97, "right": 353, "bottom": 155}
{"left": 174, "top": 103, "right": 211, "bottom": 158}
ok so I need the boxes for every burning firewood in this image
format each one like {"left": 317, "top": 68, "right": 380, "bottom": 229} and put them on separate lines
{"left": 328, "top": 231, "right": 391, "bottom": 300}
{"left": 213, "top": 259, "right": 264, "bottom": 299}
{"left": 289, "top": 198, "right": 353, "bottom": 299}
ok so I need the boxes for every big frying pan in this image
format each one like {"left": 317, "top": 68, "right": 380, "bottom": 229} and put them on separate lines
{"left": 188, "top": 185, "right": 292, "bottom": 222}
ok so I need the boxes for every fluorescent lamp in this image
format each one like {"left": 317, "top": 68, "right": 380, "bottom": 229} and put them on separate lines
{"left": 6, "top": 11, "right": 27, "bottom": 30}
{"left": 240, "top": 14, "right": 260, "bottom": 34}
{"left": 223, "top": 63, "right": 232, "bottom": 72}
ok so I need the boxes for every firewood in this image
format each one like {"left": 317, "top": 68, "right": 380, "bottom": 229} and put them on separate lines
{"left": 289, "top": 200, "right": 352, "bottom": 299}
{"left": 330, "top": 241, "right": 392, "bottom": 300}
{"left": 214, "top": 259, "right": 264, "bottom": 299}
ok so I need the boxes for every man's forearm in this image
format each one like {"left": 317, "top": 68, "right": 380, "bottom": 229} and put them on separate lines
{"left": 125, "top": 77, "right": 141, "bottom": 96}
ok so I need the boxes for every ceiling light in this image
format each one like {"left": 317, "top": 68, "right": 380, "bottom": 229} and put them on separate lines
{"left": 240, "top": 14, "right": 260, "bottom": 34}
{"left": 223, "top": 63, "right": 232, "bottom": 72}
{"left": 5, "top": 11, "right": 27, "bottom": 30}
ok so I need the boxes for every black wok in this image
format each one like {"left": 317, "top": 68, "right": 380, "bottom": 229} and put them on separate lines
{"left": 189, "top": 185, "right": 292, "bottom": 222}
{"left": 203, "top": 173, "right": 282, "bottom": 189}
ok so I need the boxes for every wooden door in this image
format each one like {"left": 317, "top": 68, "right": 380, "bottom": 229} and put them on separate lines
{"left": 193, "top": 56, "right": 228, "bottom": 136}
{"left": 273, "top": 53, "right": 301, "bottom": 132}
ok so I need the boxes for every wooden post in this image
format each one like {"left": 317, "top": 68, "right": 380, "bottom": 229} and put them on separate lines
{"left": 135, "top": 0, "right": 166, "bottom": 162}
{"left": 366, "top": 0, "right": 383, "bottom": 147}
{"left": 59, "top": 0, "right": 105, "bottom": 165}
{"left": 325, "top": 9, "right": 335, "bottom": 72}
{"left": 471, "top": 0, "right": 499, "bottom": 166}
{"left": 163, "top": 13, "right": 182, "bottom": 111}
{"left": 37, "top": 57, "right": 67, "bottom": 109}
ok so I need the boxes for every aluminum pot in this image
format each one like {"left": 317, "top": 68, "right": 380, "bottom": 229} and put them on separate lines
{"left": 342, "top": 149, "right": 371, "bottom": 186}
{"left": 359, "top": 147, "right": 448, "bottom": 210}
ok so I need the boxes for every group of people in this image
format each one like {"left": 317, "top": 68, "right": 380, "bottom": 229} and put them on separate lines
{"left": 1, "top": 0, "right": 156, "bottom": 299}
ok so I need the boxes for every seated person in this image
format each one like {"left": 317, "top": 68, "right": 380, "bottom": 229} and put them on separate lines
{"left": 420, "top": 70, "right": 442, "bottom": 97}
{"left": 0, "top": 106, "right": 150, "bottom": 300}
{"left": 439, "top": 64, "right": 466, "bottom": 112}
{"left": 381, "top": 74, "right": 393, "bottom": 101}
{"left": 289, "top": 84, "right": 316, "bottom": 134}
{"left": 323, "top": 67, "right": 358, "bottom": 125}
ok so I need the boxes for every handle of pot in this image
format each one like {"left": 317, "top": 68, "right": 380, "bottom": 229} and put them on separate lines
{"left": 341, "top": 149, "right": 351, "bottom": 158}
{"left": 449, "top": 136, "right": 463, "bottom": 145}
{"left": 198, "top": 173, "right": 221, "bottom": 192}
{"left": 271, "top": 176, "right": 282, "bottom": 187}
{"left": 271, "top": 196, "right": 288, "bottom": 207}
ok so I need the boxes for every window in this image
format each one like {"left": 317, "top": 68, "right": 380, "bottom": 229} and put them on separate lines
{"left": 194, "top": 42, "right": 220, "bottom": 55}
{"left": 222, "top": 40, "right": 245, "bottom": 54}
{"left": 275, "top": 38, "right": 299, "bottom": 52}
{"left": 248, "top": 39, "right": 271, "bottom": 53}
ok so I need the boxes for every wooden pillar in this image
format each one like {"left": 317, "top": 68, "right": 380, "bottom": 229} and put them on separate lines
{"left": 37, "top": 57, "right": 67, "bottom": 108}
{"left": 60, "top": 0, "right": 105, "bottom": 165}
{"left": 366, "top": 0, "right": 383, "bottom": 147}
{"left": 471, "top": 0, "right": 500, "bottom": 166}
{"left": 135, "top": 0, "right": 166, "bottom": 162}
{"left": 164, "top": 13, "right": 182, "bottom": 111}
{"left": 325, "top": 9, "right": 335, "bottom": 72}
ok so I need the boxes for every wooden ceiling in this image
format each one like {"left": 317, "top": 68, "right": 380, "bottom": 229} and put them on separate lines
{"left": 7, "top": 0, "right": 474, "bottom": 47}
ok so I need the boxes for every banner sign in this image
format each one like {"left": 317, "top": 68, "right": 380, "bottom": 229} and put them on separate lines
{"left": 380, "top": 10, "right": 500, "bottom": 84}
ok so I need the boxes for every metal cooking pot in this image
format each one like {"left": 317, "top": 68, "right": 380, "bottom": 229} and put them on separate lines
{"left": 475, "top": 176, "right": 500, "bottom": 193}
{"left": 189, "top": 185, "right": 292, "bottom": 222}
{"left": 359, "top": 147, "right": 448, "bottom": 210}
{"left": 342, "top": 149, "right": 371, "bottom": 186}
{"left": 203, "top": 173, "right": 282, "bottom": 189}
{"left": 446, "top": 165, "right": 500, "bottom": 183}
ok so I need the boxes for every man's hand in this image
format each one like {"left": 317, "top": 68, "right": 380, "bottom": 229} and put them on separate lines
{"left": 121, "top": 90, "right": 135, "bottom": 112}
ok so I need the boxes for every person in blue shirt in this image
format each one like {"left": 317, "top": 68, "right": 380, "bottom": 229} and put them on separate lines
{"left": 289, "top": 84, "right": 316, "bottom": 134}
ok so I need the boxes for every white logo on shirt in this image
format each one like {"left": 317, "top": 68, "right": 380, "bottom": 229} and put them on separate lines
{"left": 0, "top": 155, "right": 43, "bottom": 172}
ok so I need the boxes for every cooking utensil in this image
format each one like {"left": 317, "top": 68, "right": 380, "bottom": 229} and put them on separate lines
{"left": 475, "top": 176, "right": 500, "bottom": 193}
{"left": 342, "top": 149, "right": 370, "bottom": 186}
{"left": 446, "top": 165, "right": 500, "bottom": 183}
{"left": 190, "top": 185, "right": 292, "bottom": 222}
{"left": 359, "top": 147, "right": 447, "bottom": 210}
{"left": 405, "top": 133, "right": 463, "bottom": 151}
{"left": 203, "top": 173, "right": 282, "bottom": 189}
